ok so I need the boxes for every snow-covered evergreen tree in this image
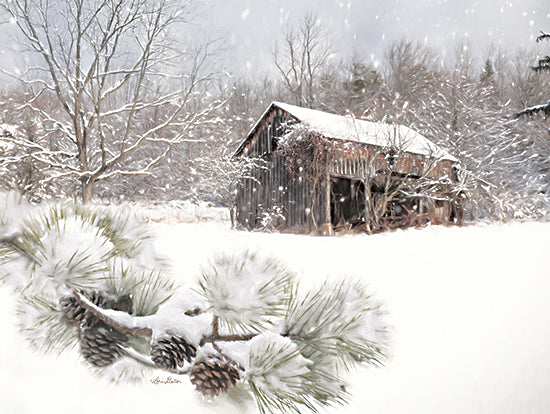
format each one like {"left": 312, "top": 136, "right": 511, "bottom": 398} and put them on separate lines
{"left": 0, "top": 191, "right": 389, "bottom": 413}
{"left": 515, "top": 32, "right": 550, "bottom": 117}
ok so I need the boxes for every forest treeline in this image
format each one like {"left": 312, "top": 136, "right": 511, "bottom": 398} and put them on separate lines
{"left": 0, "top": 7, "right": 549, "bottom": 222}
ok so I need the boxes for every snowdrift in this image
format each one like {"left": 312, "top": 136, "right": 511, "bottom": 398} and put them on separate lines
{"left": 1, "top": 219, "right": 549, "bottom": 413}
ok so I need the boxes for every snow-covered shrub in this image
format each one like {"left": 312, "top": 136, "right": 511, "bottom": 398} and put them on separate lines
{"left": 258, "top": 205, "right": 286, "bottom": 231}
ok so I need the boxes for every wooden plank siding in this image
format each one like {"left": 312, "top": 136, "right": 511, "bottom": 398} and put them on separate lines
{"left": 239, "top": 108, "right": 294, "bottom": 158}
{"left": 328, "top": 145, "right": 453, "bottom": 180}
{"left": 236, "top": 151, "right": 326, "bottom": 230}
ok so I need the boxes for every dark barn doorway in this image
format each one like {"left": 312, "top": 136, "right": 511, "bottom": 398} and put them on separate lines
{"left": 330, "top": 177, "right": 366, "bottom": 228}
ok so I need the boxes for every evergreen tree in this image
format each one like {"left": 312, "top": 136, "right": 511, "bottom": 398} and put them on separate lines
{"left": 515, "top": 31, "right": 550, "bottom": 117}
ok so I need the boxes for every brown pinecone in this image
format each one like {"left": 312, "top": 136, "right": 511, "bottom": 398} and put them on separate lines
{"left": 60, "top": 290, "right": 133, "bottom": 328}
{"left": 82, "top": 290, "right": 114, "bottom": 328}
{"left": 59, "top": 290, "right": 112, "bottom": 327}
{"left": 190, "top": 353, "right": 241, "bottom": 397}
{"left": 59, "top": 295, "right": 86, "bottom": 326}
{"left": 80, "top": 323, "right": 127, "bottom": 367}
{"left": 150, "top": 335, "right": 197, "bottom": 370}
{"left": 62, "top": 290, "right": 132, "bottom": 368}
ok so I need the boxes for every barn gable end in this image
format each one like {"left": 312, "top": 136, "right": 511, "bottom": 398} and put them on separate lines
{"left": 234, "top": 104, "right": 293, "bottom": 158}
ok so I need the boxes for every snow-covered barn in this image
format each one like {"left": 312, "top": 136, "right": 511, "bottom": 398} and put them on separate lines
{"left": 234, "top": 102, "right": 462, "bottom": 234}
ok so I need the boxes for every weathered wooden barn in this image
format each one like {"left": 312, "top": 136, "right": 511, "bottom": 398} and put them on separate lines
{"left": 234, "top": 102, "right": 462, "bottom": 234}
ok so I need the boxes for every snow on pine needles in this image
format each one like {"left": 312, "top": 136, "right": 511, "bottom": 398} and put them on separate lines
{"left": 198, "top": 252, "right": 294, "bottom": 334}
{"left": 0, "top": 191, "right": 391, "bottom": 414}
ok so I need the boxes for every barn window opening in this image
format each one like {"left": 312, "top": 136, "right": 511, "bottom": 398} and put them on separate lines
{"left": 270, "top": 115, "right": 284, "bottom": 153}
{"left": 330, "top": 177, "right": 366, "bottom": 228}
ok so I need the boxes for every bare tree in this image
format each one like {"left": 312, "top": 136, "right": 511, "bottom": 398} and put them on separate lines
{"left": 0, "top": 86, "right": 78, "bottom": 200}
{"left": 273, "top": 12, "right": 332, "bottom": 108}
{"left": 1, "top": 0, "right": 220, "bottom": 203}
{"left": 383, "top": 40, "right": 441, "bottom": 110}
{"left": 395, "top": 41, "right": 550, "bottom": 221}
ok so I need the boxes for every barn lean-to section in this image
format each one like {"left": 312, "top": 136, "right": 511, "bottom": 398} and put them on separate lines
{"left": 234, "top": 102, "right": 463, "bottom": 234}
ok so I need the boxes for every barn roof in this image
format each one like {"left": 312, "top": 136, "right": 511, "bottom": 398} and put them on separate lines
{"left": 237, "top": 102, "right": 457, "bottom": 162}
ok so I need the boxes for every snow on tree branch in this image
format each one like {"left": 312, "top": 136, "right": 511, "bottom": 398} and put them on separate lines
{"left": 0, "top": 0, "right": 223, "bottom": 203}
{"left": 515, "top": 101, "right": 550, "bottom": 118}
{"left": 516, "top": 30, "right": 550, "bottom": 118}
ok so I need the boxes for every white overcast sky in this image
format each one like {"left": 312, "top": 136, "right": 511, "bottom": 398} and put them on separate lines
{"left": 1, "top": 0, "right": 549, "bottom": 84}
{"left": 202, "top": 0, "right": 550, "bottom": 74}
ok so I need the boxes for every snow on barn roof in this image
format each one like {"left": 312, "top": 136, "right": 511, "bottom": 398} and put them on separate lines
{"left": 239, "top": 102, "right": 457, "bottom": 162}
{"left": 273, "top": 102, "right": 457, "bottom": 161}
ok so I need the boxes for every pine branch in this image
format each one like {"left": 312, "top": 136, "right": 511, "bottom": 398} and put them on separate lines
{"left": 74, "top": 290, "right": 260, "bottom": 345}
{"left": 283, "top": 279, "right": 388, "bottom": 369}
{"left": 72, "top": 290, "right": 153, "bottom": 337}
{"left": 0, "top": 232, "right": 39, "bottom": 264}
{"left": 0, "top": 232, "right": 21, "bottom": 245}
{"left": 0, "top": 193, "right": 390, "bottom": 413}
{"left": 513, "top": 31, "right": 550, "bottom": 119}
{"left": 198, "top": 251, "right": 294, "bottom": 334}
{"left": 200, "top": 332, "right": 258, "bottom": 346}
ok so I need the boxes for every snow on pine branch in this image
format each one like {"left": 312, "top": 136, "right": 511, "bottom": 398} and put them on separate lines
{"left": 0, "top": 191, "right": 390, "bottom": 414}
{"left": 246, "top": 332, "right": 314, "bottom": 414}
{"left": 283, "top": 278, "right": 388, "bottom": 369}
{"left": 198, "top": 251, "right": 294, "bottom": 335}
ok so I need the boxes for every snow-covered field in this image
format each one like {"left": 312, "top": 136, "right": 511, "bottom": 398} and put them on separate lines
{"left": 1, "top": 212, "right": 549, "bottom": 414}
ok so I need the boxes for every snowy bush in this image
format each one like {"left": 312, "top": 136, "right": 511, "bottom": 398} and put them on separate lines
{"left": 258, "top": 205, "right": 286, "bottom": 231}
{"left": 0, "top": 191, "right": 389, "bottom": 414}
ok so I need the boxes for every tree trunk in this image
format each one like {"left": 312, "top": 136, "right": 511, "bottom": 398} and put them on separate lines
{"left": 229, "top": 206, "right": 236, "bottom": 228}
{"left": 81, "top": 180, "right": 94, "bottom": 204}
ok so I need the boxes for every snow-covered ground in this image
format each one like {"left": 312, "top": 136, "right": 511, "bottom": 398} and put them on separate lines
{"left": 1, "top": 214, "right": 549, "bottom": 413}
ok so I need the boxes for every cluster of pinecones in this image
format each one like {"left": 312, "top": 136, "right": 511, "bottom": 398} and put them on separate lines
{"left": 149, "top": 336, "right": 241, "bottom": 396}
{"left": 60, "top": 291, "right": 242, "bottom": 397}
{"left": 59, "top": 290, "right": 131, "bottom": 368}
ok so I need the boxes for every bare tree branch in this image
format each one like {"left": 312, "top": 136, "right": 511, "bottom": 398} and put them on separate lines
{"left": 1, "top": 0, "right": 220, "bottom": 203}
{"left": 273, "top": 12, "right": 332, "bottom": 108}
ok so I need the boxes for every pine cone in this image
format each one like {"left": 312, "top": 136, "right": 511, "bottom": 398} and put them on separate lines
{"left": 151, "top": 335, "right": 197, "bottom": 370}
{"left": 80, "top": 323, "right": 127, "bottom": 367}
{"left": 62, "top": 290, "right": 132, "bottom": 368}
{"left": 190, "top": 353, "right": 241, "bottom": 397}
{"left": 82, "top": 290, "right": 114, "bottom": 328}
{"left": 59, "top": 295, "right": 86, "bottom": 326}
{"left": 59, "top": 290, "right": 115, "bottom": 328}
